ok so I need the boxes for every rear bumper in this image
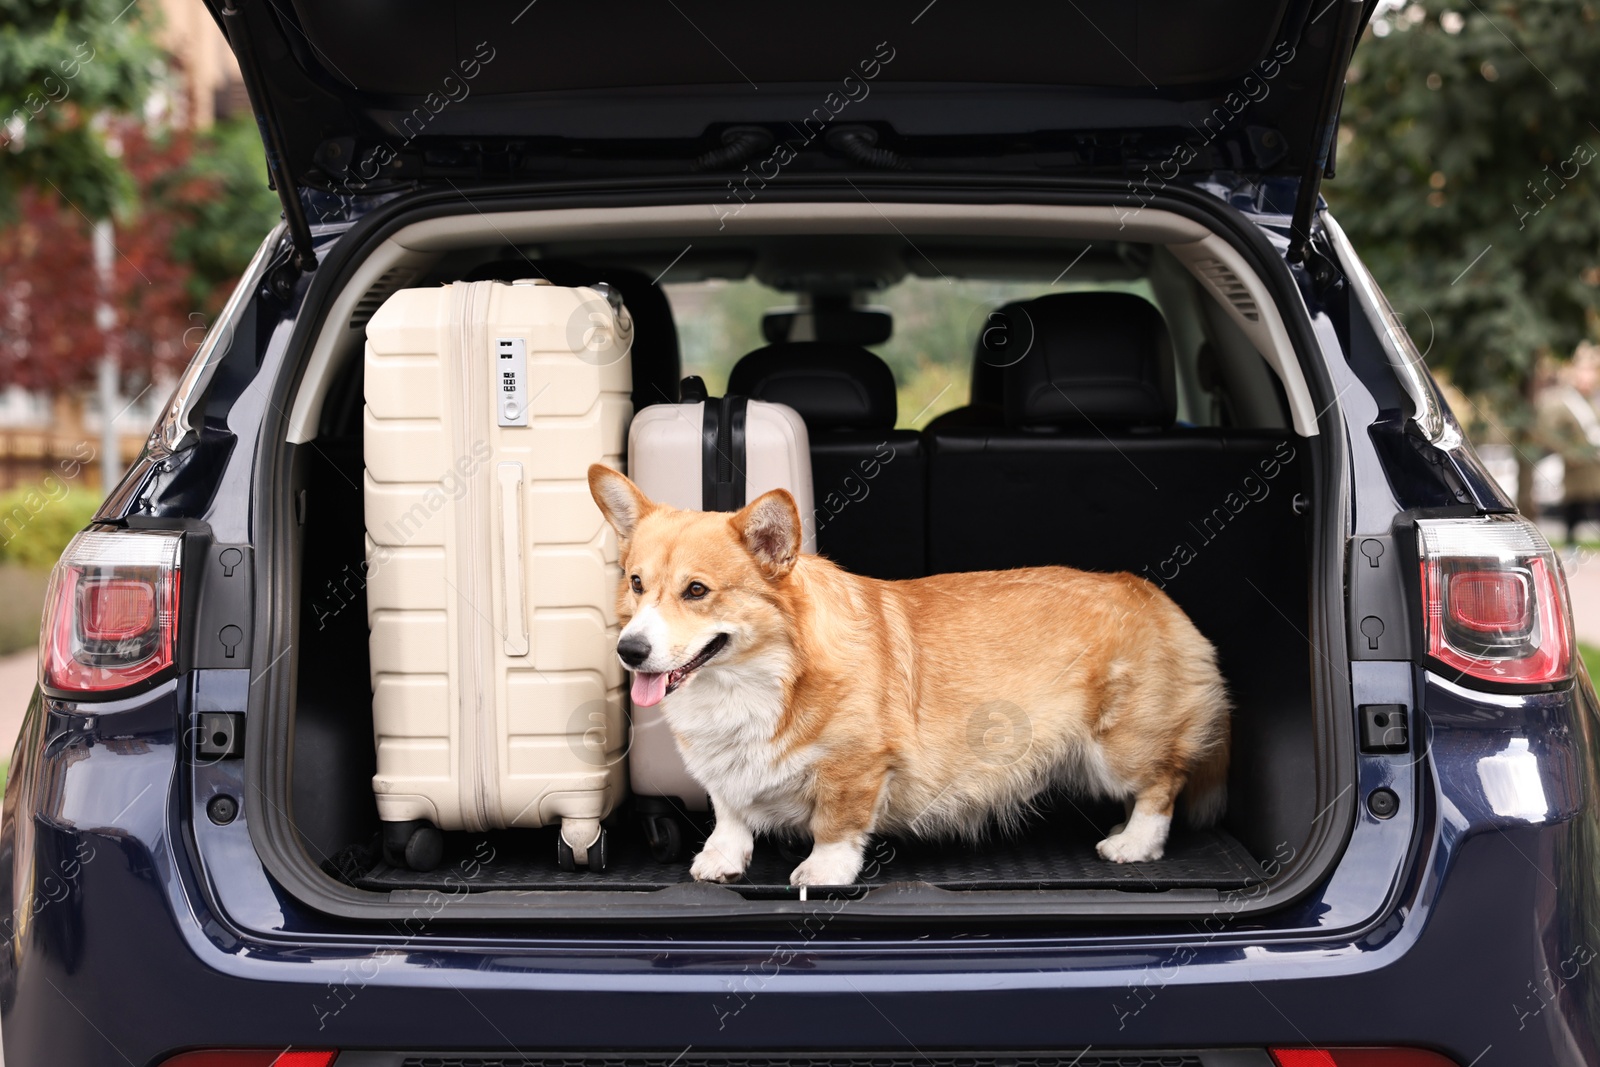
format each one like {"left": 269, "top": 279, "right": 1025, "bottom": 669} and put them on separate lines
{"left": 3, "top": 675, "right": 1598, "bottom": 1065}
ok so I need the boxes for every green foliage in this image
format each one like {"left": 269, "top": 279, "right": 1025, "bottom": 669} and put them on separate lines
{"left": 1582, "top": 641, "right": 1600, "bottom": 684}
{"left": 0, "top": 481, "right": 101, "bottom": 657}
{"left": 0, "top": 564, "right": 48, "bottom": 656}
{"left": 1329, "top": 1, "right": 1600, "bottom": 401}
{"left": 0, "top": 485, "right": 100, "bottom": 571}
{"left": 671, "top": 278, "right": 775, "bottom": 396}
{"left": 0, "top": 0, "right": 163, "bottom": 218}
{"left": 166, "top": 116, "right": 282, "bottom": 306}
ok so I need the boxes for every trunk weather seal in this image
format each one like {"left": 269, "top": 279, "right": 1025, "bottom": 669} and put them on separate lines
{"left": 218, "top": 0, "right": 318, "bottom": 272}
{"left": 1285, "top": 0, "right": 1369, "bottom": 265}
{"left": 242, "top": 175, "right": 1357, "bottom": 928}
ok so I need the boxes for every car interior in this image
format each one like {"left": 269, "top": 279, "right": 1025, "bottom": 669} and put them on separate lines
{"left": 285, "top": 207, "right": 1320, "bottom": 901}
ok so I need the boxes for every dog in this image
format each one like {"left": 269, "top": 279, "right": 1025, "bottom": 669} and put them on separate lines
{"left": 588, "top": 464, "right": 1231, "bottom": 887}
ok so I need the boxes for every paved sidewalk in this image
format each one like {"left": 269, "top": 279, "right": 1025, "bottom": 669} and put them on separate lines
{"left": 0, "top": 650, "right": 32, "bottom": 765}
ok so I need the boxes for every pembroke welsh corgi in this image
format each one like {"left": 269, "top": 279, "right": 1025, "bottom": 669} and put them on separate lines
{"left": 588, "top": 464, "right": 1231, "bottom": 887}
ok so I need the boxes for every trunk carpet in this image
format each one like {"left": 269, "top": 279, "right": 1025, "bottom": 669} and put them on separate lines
{"left": 349, "top": 807, "right": 1264, "bottom": 896}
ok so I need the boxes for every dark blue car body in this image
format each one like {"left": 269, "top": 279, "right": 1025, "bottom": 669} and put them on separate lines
{"left": 5, "top": 0, "right": 1599, "bottom": 1060}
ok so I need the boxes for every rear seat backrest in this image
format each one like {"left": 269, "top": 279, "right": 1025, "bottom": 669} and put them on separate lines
{"left": 729, "top": 342, "right": 926, "bottom": 579}
{"left": 925, "top": 293, "right": 1311, "bottom": 803}
{"left": 927, "top": 292, "right": 1302, "bottom": 576}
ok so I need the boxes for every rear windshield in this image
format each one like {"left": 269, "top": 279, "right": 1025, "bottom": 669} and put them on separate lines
{"left": 665, "top": 277, "right": 1156, "bottom": 429}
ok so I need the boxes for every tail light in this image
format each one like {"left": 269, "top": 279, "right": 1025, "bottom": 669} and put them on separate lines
{"left": 1271, "top": 1050, "right": 1459, "bottom": 1066}
{"left": 1417, "top": 515, "right": 1573, "bottom": 687}
{"left": 41, "top": 527, "right": 183, "bottom": 693}
{"left": 158, "top": 1052, "right": 336, "bottom": 1067}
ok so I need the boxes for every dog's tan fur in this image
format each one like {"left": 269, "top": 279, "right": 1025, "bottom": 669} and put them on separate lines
{"left": 589, "top": 465, "right": 1231, "bottom": 887}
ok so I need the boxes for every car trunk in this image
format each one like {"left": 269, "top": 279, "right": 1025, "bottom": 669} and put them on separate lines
{"left": 268, "top": 194, "right": 1338, "bottom": 920}
{"left": 292, "top": 440, "right": 1308, "bottom": 902}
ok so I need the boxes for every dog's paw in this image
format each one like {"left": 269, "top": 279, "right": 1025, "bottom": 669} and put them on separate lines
{"left": 1095, "top": 830, "right": 1164, "bottom": 864}
{"left": 788, "top": 840, "right": 865, "bottom": 887}
{"left": 690, "top": 839, "right": 751, "bottom": 883}
{"left": 690, "top": 849, "right": 747, "bottom": 882}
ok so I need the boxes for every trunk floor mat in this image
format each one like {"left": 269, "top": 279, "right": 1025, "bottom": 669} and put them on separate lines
{"left": 350, "top": 809, "right": 1265, "bottom": 895}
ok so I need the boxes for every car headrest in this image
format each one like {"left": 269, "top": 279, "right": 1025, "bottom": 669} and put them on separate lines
{"left": 1000, "top": 292, "right": 1176, "bottom": 429}
{"left": 970, "top": 302, "right": 1018, "bottom": 408}
{"left": 728, "top": 342, "right": 898, "bottom": 431}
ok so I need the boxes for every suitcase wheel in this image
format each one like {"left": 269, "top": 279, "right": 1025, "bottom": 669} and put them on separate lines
{"left": 382, "top": 820, "right": 444, "bottom": 872}
{"left": 404, "top": 826, "right": 444, "bottom": 872}
{"left": 643, "top": 814, "right": 685, "bottom": 864}
{"left": 557, "top": 828, "right": 609, "bottom": 872}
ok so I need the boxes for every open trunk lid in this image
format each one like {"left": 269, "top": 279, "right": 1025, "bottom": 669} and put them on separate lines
{"left": 208, "top": 0, "right": 1373, "bottom": 264}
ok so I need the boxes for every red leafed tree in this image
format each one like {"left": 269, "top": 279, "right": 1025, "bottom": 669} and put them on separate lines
{"left": 0, "top": 122, "right": 209, "bottom": 396}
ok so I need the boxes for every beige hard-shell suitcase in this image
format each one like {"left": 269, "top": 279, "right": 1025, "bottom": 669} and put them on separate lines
{"left": 363, "top": 278, "right": 632, "bottom": 871}
{"left": 624, "top": 376, "right": 815, "bottom": 861}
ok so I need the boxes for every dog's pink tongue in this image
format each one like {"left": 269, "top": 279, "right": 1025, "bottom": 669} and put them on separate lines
{"left": 631, "top": 671, "right": 669, "bottom": 707}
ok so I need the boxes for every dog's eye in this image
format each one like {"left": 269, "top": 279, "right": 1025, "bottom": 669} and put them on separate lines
{"left": 630, "top": 575, "right": 643, "bottom": 595}
{"left": 685, "top": 581, "right": 708, "bottom": 600}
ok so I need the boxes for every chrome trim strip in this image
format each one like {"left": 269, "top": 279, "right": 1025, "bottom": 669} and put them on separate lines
{"left": 1321, "top": 211, "right": 1449, "bottom": 444}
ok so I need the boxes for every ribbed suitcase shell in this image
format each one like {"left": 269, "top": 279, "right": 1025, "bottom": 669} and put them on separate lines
{"left": 625, "top": 399, "right": 814, "bottom": 811}
{"left": 364, "top": 279, "right": 631, "bottom": 857}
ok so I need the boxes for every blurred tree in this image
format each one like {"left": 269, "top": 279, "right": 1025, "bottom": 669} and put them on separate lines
{"left": 0, "top": 0, "right": 274, "bottom": 407}
{"left": 1, "top": 0, "right": 166, "bottom": 487}
{"left": 1329, "top": 0, "right": 1600, "bottom": 510}
{"left": 0, "top": 0, "right": 162, "bottom": 218}
{"left": 0, "top": 120, "right": 269, "bottom": 394}
{"left": 165, "top": 115, "right": 280, "bottom": 309}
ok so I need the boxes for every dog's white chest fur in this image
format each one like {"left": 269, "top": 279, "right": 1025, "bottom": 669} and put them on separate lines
{"left": 662, "top": 649, "right": 813, "bottom": 831}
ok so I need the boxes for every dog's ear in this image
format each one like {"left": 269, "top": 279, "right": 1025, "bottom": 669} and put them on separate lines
{"left": 734, "top": 489, "right": 801, "bottom": 579}
{"left": 588, "top": 465, "right": 654, "bottom": 544}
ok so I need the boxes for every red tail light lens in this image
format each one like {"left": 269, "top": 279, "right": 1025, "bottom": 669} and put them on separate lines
{"left": 158, "top": 1051, "right": 337, "bottom": 1067}
{"left": 1418, "top": 515, "right": 1573, "bottom": 686}
{"left": 1445, "top": 569, "right": 1531, "bottom": 633}
{"left": 41, "top": 528, "right": 183, "bottom": 693}
{"left": 1271, "top": 1050, "right": 1459, "bottom": 1066}
{"left": 81, "top": 577, "right": 160, "bottom": 642}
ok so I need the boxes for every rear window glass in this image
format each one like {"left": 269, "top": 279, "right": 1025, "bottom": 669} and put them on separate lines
{"left": 664, "top": 277, "right": 1155, "bottom": 430}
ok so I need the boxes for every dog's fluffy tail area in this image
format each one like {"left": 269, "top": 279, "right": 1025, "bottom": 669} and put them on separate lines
{"left": 1182, "top": 731, "right": 1230, "bottom": 828}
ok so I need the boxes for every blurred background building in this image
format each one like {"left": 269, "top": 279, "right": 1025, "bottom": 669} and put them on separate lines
{"left": 157, "top": 0, "right": 247, "bottom": 129}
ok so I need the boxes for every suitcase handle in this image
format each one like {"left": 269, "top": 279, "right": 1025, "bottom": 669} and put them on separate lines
{"left": 701, "top": 394, "right": 748, "bottom": 512}
{"left": 497, "top": 462, "right": 530, "bottom": 656}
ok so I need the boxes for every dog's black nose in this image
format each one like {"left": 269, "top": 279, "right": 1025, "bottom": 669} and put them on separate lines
{"left": 617, "top": 634, "right": 651, "bottom": 668}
